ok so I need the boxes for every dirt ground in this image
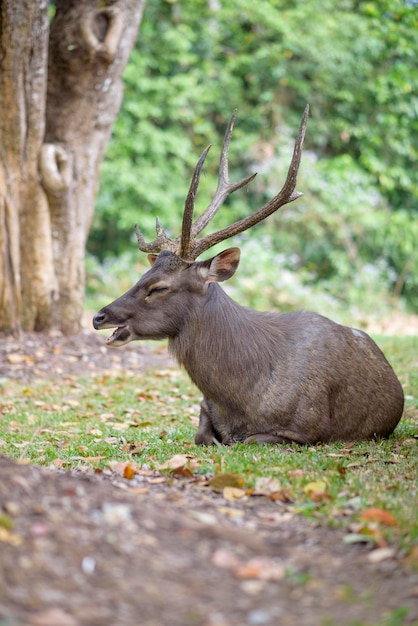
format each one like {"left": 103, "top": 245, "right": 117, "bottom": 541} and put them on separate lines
{"left": 1, "top": 330, "right": 418, "bottom": 626}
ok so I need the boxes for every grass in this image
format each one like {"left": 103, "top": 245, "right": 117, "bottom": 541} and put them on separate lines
{"left": 320, "top": 606, "right": 413, "bottom": 626}
{"left": 0, "top": 335, "right": 417, "bottom": 556}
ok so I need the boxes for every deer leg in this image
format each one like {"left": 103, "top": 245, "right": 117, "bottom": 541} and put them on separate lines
{"left": 194, "top": 398, "right": 222, "bottom": 445}
{"left": 244, "top": 430, "right": 311, "bottom": 445}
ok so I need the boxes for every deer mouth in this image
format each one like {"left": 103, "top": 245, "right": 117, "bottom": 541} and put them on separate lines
{"left": 105, "top": 325, "right": 132, "bottom": 347}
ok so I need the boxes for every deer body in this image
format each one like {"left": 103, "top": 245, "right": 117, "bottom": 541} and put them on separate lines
{"left": 178, "top": 297, "right": 404, "bottom": 445}
{"left": 94, "top": 247, "right": 404, "bottom": 445}
{"left": 184, "top": 293, "right": 403, "bottom": 445}
{"left": 93, "top": 107, "right": 404, "bottom": 444}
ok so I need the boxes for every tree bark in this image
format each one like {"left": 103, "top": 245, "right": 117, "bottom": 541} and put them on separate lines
{"left": 0, "top": 1, "right": 51, "bottom": 333}
{"left": 0, "top": 0, "right": 144, "bottom": 335}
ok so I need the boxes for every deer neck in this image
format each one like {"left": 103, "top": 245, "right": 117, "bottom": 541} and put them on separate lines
{"left": 168, "top": 283, "right": 246, "bottom": 373}
{"left": 168, "top": 284, "right": 288, "bottom": 408}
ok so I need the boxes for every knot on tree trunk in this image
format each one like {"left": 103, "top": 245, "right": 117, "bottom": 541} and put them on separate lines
{"left": 80, "top": 6, "right": 124, "bottom": 63}
{"left": 39, "top": 144, "right": 72, "bottom": 194}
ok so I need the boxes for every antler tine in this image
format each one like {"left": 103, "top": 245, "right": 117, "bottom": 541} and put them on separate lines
{"left": 189, "top": 104, "right": 310, "bottom": 260}
{"left": 180, "top": 145, "right": 211, "bottom": 260}
{"left": 191, "top": 109, "right": 257, "bottom": 239}
{"left": 134, "top": 219, "right": 177, "bottom": 254}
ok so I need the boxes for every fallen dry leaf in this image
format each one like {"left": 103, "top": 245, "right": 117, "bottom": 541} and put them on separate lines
{"left": 253, "top": 476, "right": 281, "bottom": 495}
{"left": 99, "top": 412, "right": 116, "bottom": 421}
{"left": 104, "top": 437, "right": 120, "bottom": 444}
{"left": 189, "top": 510, "right": 217, "bottom": 525}
{"left": 172, "top": 465, "right": 194, "bottom": 478}
{"left": 209, "top": 473, "right": 244, "bottom": 492}
{"left": 123, "top": 463, "right": 136, "bottom": 480}
{"left": 304, "top": 480, "right": 327, "bottom": 494}
{"left": 0, "top": 526, "right": 22, "bottom": 546}
{"left": 346, "top": 522, "right": 387, "bottom": 547}
{"left": 269, "top": 491, "right": 293, "bottom": 503}
{"left": 234, "top": 557, "right": 286, "bottom": 581}
{"left": 148, "top": 476, "right": 168, "bottom": 485}
{"left": 288, "top": 469, "right": 304, "bottom": 478}
{"left": 71, "top": 455, "right": 107, "bottom": 463}
{"left": 7, "top": 354, "right": 33, "bottom": 364}
{"left": 222, "top": 486, "right": 247, "bottom": 501}
{"left": 108, "top": 460, "right": 140, "bottom": 477}
{"left": 212, "top": 550, "right": 286, "bottom": 582}
{"left": 303, "top": 480, "right": 331, "bottom": 501}
{"left": 128, "top": 443, "right": 147, "bottom": 455}
{"left": 344, "top": 533, "right": 377, "bottom": 545}
{"left": 106, "top": 423, "right": 131, "bottom": 431}
{"left": 217, "top": 506, "right": 245, "bottom": 519}
{"left": 257, "top": 511, "right": 295, "bottom": 524}
{"left": 137, "top": 469, "right": 154, "bottom": 477}
{"left": 325, "top": 453, "right": 349, "bottom": 458}
{"left": 153, "top": 369, "right": 178, "bottom": 379}
{"left": 86, "top": 428, "right": 102, "bottom": 436}
{"left": 128, "top": 486, "right": 150, "bottom": 495}
{"left": 158, "top": 454, "right": 195, "bottom": 471}
{"left": 360, "top": 508, "right": 398, "bottom": 526}
{"left": 367, "top": 547, "right": 396, "bottom": 563}
{"left": 52, "top": 459, "right": 67, "bottom": 468}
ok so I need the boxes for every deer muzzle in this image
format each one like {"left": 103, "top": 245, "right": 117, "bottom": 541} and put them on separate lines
{"left": 92, "top": 311, "right": 132, "bottom": 347}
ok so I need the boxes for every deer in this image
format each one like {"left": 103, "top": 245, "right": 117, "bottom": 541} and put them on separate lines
{"left": 93, "top": 106, "right": 404, "bottom": 445}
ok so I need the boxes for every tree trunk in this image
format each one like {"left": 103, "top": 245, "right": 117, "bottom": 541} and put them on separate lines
{"left": 0, "top": 0, "right": 144, "bottom": 335}
{"left": 0, "top": 1, "right": 51, "bottom": 333}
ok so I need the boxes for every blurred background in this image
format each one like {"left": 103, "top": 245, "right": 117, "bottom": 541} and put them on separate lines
{"left": 86, "top": 0, "right": 418, "bottom": 328}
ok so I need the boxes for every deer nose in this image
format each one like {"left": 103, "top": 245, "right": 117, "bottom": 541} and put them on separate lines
{"left": 93, "top": 311, "right": 106, "bottom": 330}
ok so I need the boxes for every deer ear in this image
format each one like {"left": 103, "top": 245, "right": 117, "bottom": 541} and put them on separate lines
{"left": 200, "top": 247, "right": 241, "bottom": 283}
{"left": 147, "top": 254, "right": 158, "bottom": 266}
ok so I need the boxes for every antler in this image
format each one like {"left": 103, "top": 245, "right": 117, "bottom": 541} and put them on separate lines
{"left": 135, "top": 105, "right": 309, "bottom": 262}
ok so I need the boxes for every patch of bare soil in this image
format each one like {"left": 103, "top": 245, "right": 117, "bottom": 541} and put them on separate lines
{"left": 0, "top": 329, "right": 175, "bottom": 383}
{"left": 1, "top": 330, "right": 418, "bottom": 626}
{"left": 1, "top": 457, "right": 418, "bottom": 626}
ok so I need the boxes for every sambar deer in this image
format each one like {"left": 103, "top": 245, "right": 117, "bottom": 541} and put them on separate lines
{"left": 93, "top": 106, "right": 404, "bottom": 445}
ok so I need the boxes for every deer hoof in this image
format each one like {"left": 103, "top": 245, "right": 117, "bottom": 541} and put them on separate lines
{"left": 244, "top": 434, "right": 283, "bottom": 444}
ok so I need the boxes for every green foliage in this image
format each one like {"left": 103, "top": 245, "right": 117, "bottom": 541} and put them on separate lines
{"left": 87, "top": 147, "right": 417, "bottom": 319}
{"left": 88, "top": 0, "right": 418, "bottom": 310}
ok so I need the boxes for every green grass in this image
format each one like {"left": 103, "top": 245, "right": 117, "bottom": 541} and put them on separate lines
{"left": 0, "top": 335, "right": 417, "bottom": 555}
{"left": 320, "top": 606, "right": 413, "bottom": 626}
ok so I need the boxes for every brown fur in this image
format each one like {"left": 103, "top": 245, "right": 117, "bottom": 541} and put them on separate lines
{"left": 93, "top": 248, "right": 404, "bottom": 445}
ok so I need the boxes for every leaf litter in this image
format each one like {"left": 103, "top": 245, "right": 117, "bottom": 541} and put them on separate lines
{"left": 1, "top": 455, "right": 417, "bottom": 626}
{"left": 0, "top": 330, "right": 418, "bottom": 625}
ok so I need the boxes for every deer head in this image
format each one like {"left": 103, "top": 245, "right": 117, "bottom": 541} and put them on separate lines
{"left": 93, "top": 106, "right": 309, "bottom": 345}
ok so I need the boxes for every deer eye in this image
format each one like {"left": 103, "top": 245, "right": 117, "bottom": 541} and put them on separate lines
{"left": 147, "top": 285, "right": 169, "bottom": 297}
